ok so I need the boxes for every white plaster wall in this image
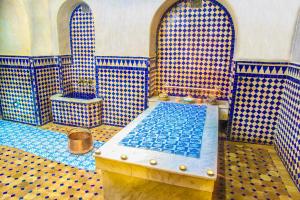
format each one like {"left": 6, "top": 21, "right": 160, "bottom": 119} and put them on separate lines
{"left": 25, "top": 0, "right": 54, "bottom": 56}
{"left": 228, "top": 0, "right": 300, "bottom": 61}
{"left": 1, "top": 0, "right": 300, "bottom": 61}
{"left": 291, "top": 11, "right": 300, "bottom": 64}
{"left": 0, "top": 0, "right": 31, "bottom": 55}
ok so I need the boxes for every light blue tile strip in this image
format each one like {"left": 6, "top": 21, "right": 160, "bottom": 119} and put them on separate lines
{"left": 0, "top": 120, "right": 103, "bottom": 171}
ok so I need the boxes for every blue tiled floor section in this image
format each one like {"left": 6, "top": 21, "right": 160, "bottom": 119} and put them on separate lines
{"left": 120, "top": 102, "right": 207, "bottom": 158}
{"left": 0, "top": 120, "right": 103, "bottom": 171}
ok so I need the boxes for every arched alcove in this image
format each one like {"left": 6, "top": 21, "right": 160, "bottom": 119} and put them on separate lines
{"left": 0, "top": 0, "right": 31, "bottom": 55}
{"left": 57, "top": 0, "right": 84, "bottom": 55}
{"left": 70, "top": 3, "right": 96, "bottom": 95}
{"left": 149, "top": 0, "right": 236, "bottom": 100}
{"left": 57, "top": 1, "right": 96, "bottom": 96}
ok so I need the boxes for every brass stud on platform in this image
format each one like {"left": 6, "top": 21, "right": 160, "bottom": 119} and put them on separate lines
{"left": 94, "top": 150, "right": 101, "bottom": 155}
{"left": 207, "top": 169, "right": 214, "bottom": 176}
{"left": 179, "top": 165, "right": 187, "bottom": 171}
{"left": 149, "top": 159, "right": 157, "bottom": 165}
{"left": 120, "top": 154, "right": 128, "bottom": 160}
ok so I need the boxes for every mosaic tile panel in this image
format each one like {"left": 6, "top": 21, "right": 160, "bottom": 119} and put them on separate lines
{"left": 149, "top": 57, "right": 158, "bottom": 97}
{"left": 0, "top": 57, "right": 37, "bottom": 125}
{"left": 0, "top": 56, "right": 61, "bottom": 125}
{"left": 120, "top": 102, "right": 206, "bottom": 158}
{"left": 156, "top": 0, "right": 234, "bottom": 100}
{"left": 0, "top": 119, "right": 103, "bottom": 171}
{"left": 214, "top": 141, "right": 297, "bottom": 200}
{"left": 51, "top": 99, "right": 102, "bottom": 128}
{"left": 96, "top": 56, "right": 149, "bottom": 126}
{"left": 0, "top": 146, "right": 104, "bottom": 199}
{"left": 1, "top": 136, "right": 298, "bottom": 199}
{"left": 275, "top": 64, "right": 300, "bottom": 190}
{"left": 61, "top": 55, "right": 73, "bottom": 95}
{"left": 42, "top": 122, "right": 122, "bottom": 142}
{"left": 70, "top": 4, "right": 96, "bottom": 95}
{"left": 228, "top": 62, "right": 287, "bottom": 145}
{"left": 34, "top": 57, "right": 60, "bottom": 125}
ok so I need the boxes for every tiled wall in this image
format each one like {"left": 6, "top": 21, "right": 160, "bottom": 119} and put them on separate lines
{"left": 70, "top": 4, "right": 95, "bottom": 95}
{"left": 275, "top": 63, "right": 300, "bottom": 190}
{"left": 33, "top": 57, "right": 60, "bottom": 125}
{"left": 154, "top": 0, "right": 235, "bottom": 100}
{"left": 52, "top": 98, "right": 102, "bottom": 128}
{"left": 0, "top": 56, "right": 60, "bottom": 125}
{"left": 228, "top": 62, "right": 287, "bottom": 145}
{"left": 96, "top": 56, "right": 149, "bottom": 126}
{"left": 61, "top": 55, "right": 73, "bottom": 94}
{"left": 0, "top": 57, "right": 37, "bottom": 125}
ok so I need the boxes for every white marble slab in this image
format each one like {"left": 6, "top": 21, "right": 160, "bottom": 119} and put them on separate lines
{"left": 95, "top": 102, "right": 219, "bottom": 180}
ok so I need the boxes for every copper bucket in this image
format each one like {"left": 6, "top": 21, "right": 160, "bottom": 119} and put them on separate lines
{"left": 68, "top": 129, "right": 93, "bottom": 154}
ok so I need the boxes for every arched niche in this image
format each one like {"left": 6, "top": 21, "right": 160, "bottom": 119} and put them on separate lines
{"left": 57, "top": 0, "right": 96, "bottom": 95}
{"left": 57, "top": 0, "right": 84, "bottom": 55}
{"left": 291, "top": 10, "right": 300, "bottom": 63}
{"left": 149, "top": 0, "right": 237, "bottom": 100}
{"left": 0, "top": 0, "right": 31, "bottom": 55}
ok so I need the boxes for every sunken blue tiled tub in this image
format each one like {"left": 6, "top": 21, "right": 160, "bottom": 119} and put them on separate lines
{"left": 95, "top": 102, "right": 219, "bottom": 199}
{"left": 50, "top": 93, "right": 102, "bottom": 128}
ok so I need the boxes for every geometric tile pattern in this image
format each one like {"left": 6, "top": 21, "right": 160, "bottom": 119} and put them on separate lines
{"left": 34, "top": 57, "right": 60, "bottom": 125}
{"left": 51, "top": 99, "right": 102, "bottom": 128}
{"left": 0, "top": 58, "right": 36, "bottom": 125}
{"left": 0, "top": 56, "right": 60, "bottom": 126}
{"left": 63, "top": 92, "right": 96, "bottom": 99}
{"left": 0, "top": 119, "right": 103, "bottom": 171}
{"left": 0, "top": 146, "right": 104, "bottom": 199}
{"left": 70, "top": 4, "right": 96, "bottom": 95}
{"left": 96, "top": 56, "right": 149, "bottom": 126}
{"left": 229, "top": 62, "right": 286, "bottom": 145}
{"left": 42, "top": 122, "right": 122, "bottom": 142}
{"left": 155, "top": 0, "right": 235, "bottom": 100}
{"left": 275, "top": 64, "right": 300, "bottom": 190}
{"left": 149, "top": 57, "right": 158, "bottom": 97}
{"left": 61, "top": 55, "right": 73, "bottom": 94}
{"left": 1, "top": 141, "right": 298, "bottom": 199}
{"left": 120, "top": 102, "right": 207, "bottom": 158}
{"left": 214, "top": 141, "right": 297, "bottom": 200}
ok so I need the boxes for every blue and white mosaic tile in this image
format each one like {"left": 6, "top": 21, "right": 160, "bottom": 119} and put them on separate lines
{"left": 155, "top": 0, "right": 235, "bottom": 100}
{"left": 34, "top": 57, "right": 60, "bottom": 125}
{"left": 120, "top": 102, "right": 207, "bottom": 158}
{"left": 51, "top": 97, "right": 102, "bottom": 128}
{"left": 0, "top": 119, "right": 103, "bottom": 171}
{"left": 0, "top": 56, "right": 60, "bottom": 126}
{"left": 61, "top": 55, "right": 73, "bottom": 95}
{"left": 96, "top": 56, "right": 149, "bottom": 126}
{"left": 275, "top": 63, "right": 300, "bottom": 190}
{"left": 70, "top": 4, "right": 96, "bottom": 95}
{"left": 0, "top": 57, "right": 37, "bottom": 125}
{"left": 228, "top": 62, "right": 286, "bottom": 145}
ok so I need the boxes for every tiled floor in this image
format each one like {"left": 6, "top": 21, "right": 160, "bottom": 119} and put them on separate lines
{"left": 0, "top": 120, "right": 103, "bottom": 171}
{"left": 41, "top": 123, "right": 122, "bottom": 143}
{"left": 0, "top": 123, "right": 299, "bottom": 199}
{"left": 213, "top": 141, "right": 299, "bottom": 200}
{"left": 0, "top": 146, "right": 103, "bottom": 200}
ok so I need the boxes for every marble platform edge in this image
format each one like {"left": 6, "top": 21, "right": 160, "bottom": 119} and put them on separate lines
{"left": 95, "top": 102, "right": 219, "bottom": 180}
{"left": 96, "top": 157, "right": 215, "bottom": 192}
